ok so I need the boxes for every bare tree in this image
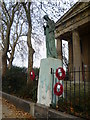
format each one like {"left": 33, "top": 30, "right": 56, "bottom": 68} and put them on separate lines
{"left": 62, "top": 42, "right": 68, "bottom": 69}
{"left": 22, "top": 2, "right": 35, "bottom": 85}
{"left": 1, "top": 1, "right": 19, "bottom": 76}
{"left": 8, "top": 6, "right": 27, "bottom": 69}
{"left": 0, "top": 1, "right": 27, "bottom": 72}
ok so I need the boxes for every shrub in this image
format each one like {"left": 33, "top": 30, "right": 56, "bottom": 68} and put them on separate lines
{"left": 2, "top": 66, "right": 27, "bottom": 94}
{"left": 2, "top": 66, "right": 39, "bottom": 102}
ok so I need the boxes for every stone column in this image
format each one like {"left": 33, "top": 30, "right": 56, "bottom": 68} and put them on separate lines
{"left": 56, "top": 38, "right": 62, "bottom": 60}
{"left": 68, "top": 39, "right": 73, "bottom": 80}
{"left": 72, "top": 29, "right": 82, "bottom": 81}
{"left": 68, "top": 39, "right": 73, "bottom": 71}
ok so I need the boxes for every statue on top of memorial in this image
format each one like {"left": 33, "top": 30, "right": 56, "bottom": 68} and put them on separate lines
{"left": 43, "top": 15, "right": 57, "bottom": 58}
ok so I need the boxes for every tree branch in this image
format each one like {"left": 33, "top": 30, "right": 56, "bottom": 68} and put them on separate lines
{"left": 3, "top": 2, "right": 11, "bottom": 21}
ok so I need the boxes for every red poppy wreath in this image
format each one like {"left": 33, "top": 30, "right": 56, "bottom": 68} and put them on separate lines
{"left": 54, "top": 82, "right": 63, "bottom": 96}
{"left": 56, "top": 67, "right": 65, "bottom": 80}
{"left": 30, "top": 70, "right": 35, "bottom": 80}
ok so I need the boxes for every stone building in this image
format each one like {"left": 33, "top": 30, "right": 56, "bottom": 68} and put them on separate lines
{"left": 55, "top": 2, "right": 90, "bottom": 81}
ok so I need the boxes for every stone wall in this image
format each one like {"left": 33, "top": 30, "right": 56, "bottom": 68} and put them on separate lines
{"left": 1, "top": 92, "right": 82, "bottom": 119}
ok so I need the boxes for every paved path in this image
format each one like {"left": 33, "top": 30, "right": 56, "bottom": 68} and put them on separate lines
{"left": 0, "top": 97, "right": 34, "bottom": 119}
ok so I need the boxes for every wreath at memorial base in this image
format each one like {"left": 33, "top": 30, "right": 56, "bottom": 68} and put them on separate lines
{"left": 30, "top": 70, "right": 35, "bottom": 81}
{"left": 54, "top": 82, "right": 63, "bottom": 96}
{"left": 56, "top": 67, "right": 65, "bottom": 80}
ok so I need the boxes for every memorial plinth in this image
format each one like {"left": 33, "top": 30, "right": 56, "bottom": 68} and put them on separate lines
{"left": 37, "top": 58, "right": 62, "bottom": 106}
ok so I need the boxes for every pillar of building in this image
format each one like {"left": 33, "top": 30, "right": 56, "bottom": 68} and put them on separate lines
{"left": 56, "top": 38, "right": 62, "bottom": 60}
{"left": 68, "top": 39, "right": 73, "bottom": 80}
{"left": 68, "top": 39, "right": 73, "bottom": 71}
{"left": 72, "top": 29, "right": 82, "bottom": 81}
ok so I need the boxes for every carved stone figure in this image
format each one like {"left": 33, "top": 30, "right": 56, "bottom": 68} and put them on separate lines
{"left": 43, "top": 15, "right": 57, "bottom": 58}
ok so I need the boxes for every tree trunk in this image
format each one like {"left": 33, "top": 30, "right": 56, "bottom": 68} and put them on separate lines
{"left": 8, "top": 56, "right": 13, "bottom": 69}
{"left": 22, "top": 2, "right": 34, "bottom": 86}
{"left": 27, "top": 27, "right": 34, "bottom": 86}
{"left": 2, "top": 27, "right": 10, "bottom": 76}
{"left": 2, "top": 53, "right": 7, "bottom": 77}
{"left": 8, "top": 47, "right": 15, "bottom": 69}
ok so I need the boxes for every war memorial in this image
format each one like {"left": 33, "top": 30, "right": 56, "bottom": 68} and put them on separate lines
{"left": 37, "top": 15, "right": 64, "bottom": 106}
{"left": 0, "top": 2, "right": 89, "bottom": 119}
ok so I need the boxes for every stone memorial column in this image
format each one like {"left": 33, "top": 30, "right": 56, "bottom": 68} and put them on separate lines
{"left": 72, "top": 29, "right": 82, "bottom": 81}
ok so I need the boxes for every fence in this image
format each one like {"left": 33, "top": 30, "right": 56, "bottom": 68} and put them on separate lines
{"left": 51, "top": 67, "right": 90, "bottom": 119}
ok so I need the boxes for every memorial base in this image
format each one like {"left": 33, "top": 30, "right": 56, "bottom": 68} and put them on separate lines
{"left": 37, "top": 58, "right": 62, "bottom": 106}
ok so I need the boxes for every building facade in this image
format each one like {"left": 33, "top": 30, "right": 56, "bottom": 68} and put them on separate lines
{"left": 55, "top": 2, "right": 90, "bottom": 81}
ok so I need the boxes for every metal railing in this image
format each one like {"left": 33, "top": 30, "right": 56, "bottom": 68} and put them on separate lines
{"left": 51, "top": 67, "right": 90, "bottom": 119}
